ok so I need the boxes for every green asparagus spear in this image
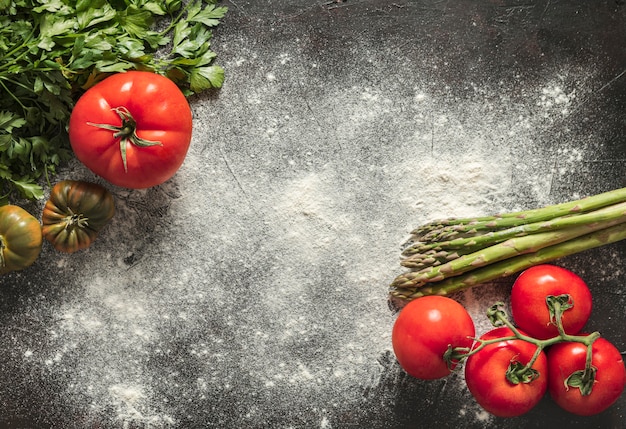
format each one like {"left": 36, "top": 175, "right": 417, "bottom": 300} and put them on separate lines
{"left": 390, "top": 187, "right": 626, "bottom": 300}
{"left": 391, "top": 222, "right": 626, "bottom": 300}
{"left": 401, "top": 201, "right": 626, "bottom": 268}
{"left": 409, "top": 187, "right": 626, "bottom": 242}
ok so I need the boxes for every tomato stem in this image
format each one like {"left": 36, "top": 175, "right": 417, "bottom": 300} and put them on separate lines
{"left": 448, "top": 296, "right": 601, "bottom": 387}
{"left": 87, "top": 106, "right": 162, "bottom": 172}
{"left": 63, "top": 208, "right": 89, "bottom": 231}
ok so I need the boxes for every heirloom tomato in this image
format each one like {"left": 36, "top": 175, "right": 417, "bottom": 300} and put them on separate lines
{"left": 69, "top": 71, "right": 193, "bottom": 189}
{"left": 0, "top": 205, "right": 42, "bottom": 274}
{"left": 41, "top": 180, "right": 115, "bottom": 253}
{"left": 464, "top": 327, "right": 548, "bottom": 417}
{"left": 511, "top": 264, "right": 592, "bottom": 340}
{"left": 392, "top": 296, "right": 475, "bottom": 380}
{"left": 547, "top": 336, "right": 626, "bottom": 416}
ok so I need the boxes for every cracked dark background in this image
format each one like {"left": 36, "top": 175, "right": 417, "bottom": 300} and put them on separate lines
{"left": 1, "top": 1, "right": 625, "bottom": 428}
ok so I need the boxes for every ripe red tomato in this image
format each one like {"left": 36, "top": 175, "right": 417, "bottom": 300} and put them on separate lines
{"left": 510, "top": 264, "right": 592, "bottom": 340}
{"left": 464, "top": 327, "right": 548, "bottom": 417}
{"left": 69, "top": 71, "right": 193, "bottom": 189}
{"left": 392, "top": 296, "right": 475, "bottom": 380}
{"left": 547, "top": 336, "right": 626, "bottom": 416}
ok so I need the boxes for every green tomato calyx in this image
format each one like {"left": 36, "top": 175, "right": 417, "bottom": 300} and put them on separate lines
{"left": 87, "top": 106, "right": 162, "bottom": 172}
{"left": 63, "top": 208, "right": 89, "bottom": 231}
{"left": 565, "top": 365, "right": 598, "bottom": 396}
{"left": 506, "top": 360, "right": 540, "bottom": 385}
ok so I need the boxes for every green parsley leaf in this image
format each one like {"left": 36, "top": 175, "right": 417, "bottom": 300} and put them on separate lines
{"left": 10, "top": 178, "right": 45, "bottom": 201}
{"left": 0, "top": 111, "right": 27, "bottom": 133}
{"left": 189, "top": 4, "right": 228, "bottom": 27}
{"left": 0, "top": 0, "right": 227, "bottom": 202}
{"left": 190, "top": 65, "right": 225, "bottom": 93}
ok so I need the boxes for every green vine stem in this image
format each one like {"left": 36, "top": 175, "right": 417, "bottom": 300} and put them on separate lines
{"left": 445, "top": 295, "right": 600, "bottom": 393}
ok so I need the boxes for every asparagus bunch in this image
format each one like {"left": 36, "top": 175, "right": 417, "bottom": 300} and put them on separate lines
{"left": 390, "top": 187, "right": 626, "bottom": 301}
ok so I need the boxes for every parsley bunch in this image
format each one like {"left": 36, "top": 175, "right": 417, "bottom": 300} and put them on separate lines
{"left": 0, "top": 0, "right": 227, "bottom": 203}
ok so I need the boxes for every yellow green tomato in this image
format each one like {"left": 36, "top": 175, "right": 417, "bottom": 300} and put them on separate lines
{"left": 0, "top": 205, "right": 43, "bottom": 274}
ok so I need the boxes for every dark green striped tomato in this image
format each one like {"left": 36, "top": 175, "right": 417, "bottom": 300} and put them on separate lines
{"left": 42, "top": 180, "right": 115, "bottom": 253}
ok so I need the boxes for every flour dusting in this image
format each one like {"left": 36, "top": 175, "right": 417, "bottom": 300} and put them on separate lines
{"left": 539, "top": 85, "right": 576, "bottom": 116}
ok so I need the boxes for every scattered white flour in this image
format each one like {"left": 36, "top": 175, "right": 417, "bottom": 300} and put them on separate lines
{"left": 538, "top": 84, "right": 576, "bottom": 116}
{"left": 108, "top": 384, "right": 176, "bottom": 428}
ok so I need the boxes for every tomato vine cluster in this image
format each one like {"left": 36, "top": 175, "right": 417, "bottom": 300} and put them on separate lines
{"left": 391, "top": 264, "right": 626, "bottom": 418}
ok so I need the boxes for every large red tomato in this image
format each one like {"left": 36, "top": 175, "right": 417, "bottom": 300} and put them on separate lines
{"left": 510, "top": 265, "right": 592, "bottom": 340}
{"left": 392, "top": 296, "right": 475, "bottom": 380}
{"left": 547, "top": 336, "right": 626, "bottom": 416}
{"left": 464, "top": 327, "right": 548, "bottom": 417}
{"left": 69, "top": 71, "right": 193, "bottom": 189}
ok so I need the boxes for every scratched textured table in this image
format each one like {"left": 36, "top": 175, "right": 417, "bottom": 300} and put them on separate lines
{"left": 1, "top": 1, "right": 626, "bottom": 428}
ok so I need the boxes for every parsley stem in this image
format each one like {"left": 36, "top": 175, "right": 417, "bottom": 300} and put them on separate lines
{"left": 0, "top": 77, "right": 27, "bottom": 110}
{"left": 158, "top": 1, "right": 194, "bottom": 36}
{"left": 0, "top": 30, "right": 37, "bottom": 73}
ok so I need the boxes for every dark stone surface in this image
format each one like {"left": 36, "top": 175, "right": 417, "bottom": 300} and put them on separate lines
{"left": 1, "top": 1, "right": 625, "bottom": 428}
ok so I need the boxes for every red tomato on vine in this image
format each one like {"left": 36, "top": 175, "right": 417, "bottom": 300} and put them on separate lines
{"left": 464, "top": 327, "right": 548, "bottom": 417}
{"left": 510, "top": 265, "right": 592, "bottom": 340}
{"left": 392, "top": 296, "right": 475, "bottom": 380}
{"left": 69, "top": 71, "right": 193, "bottom": 189}
{"left": 547, "top": 336, "right": 626, "bottom": 416}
